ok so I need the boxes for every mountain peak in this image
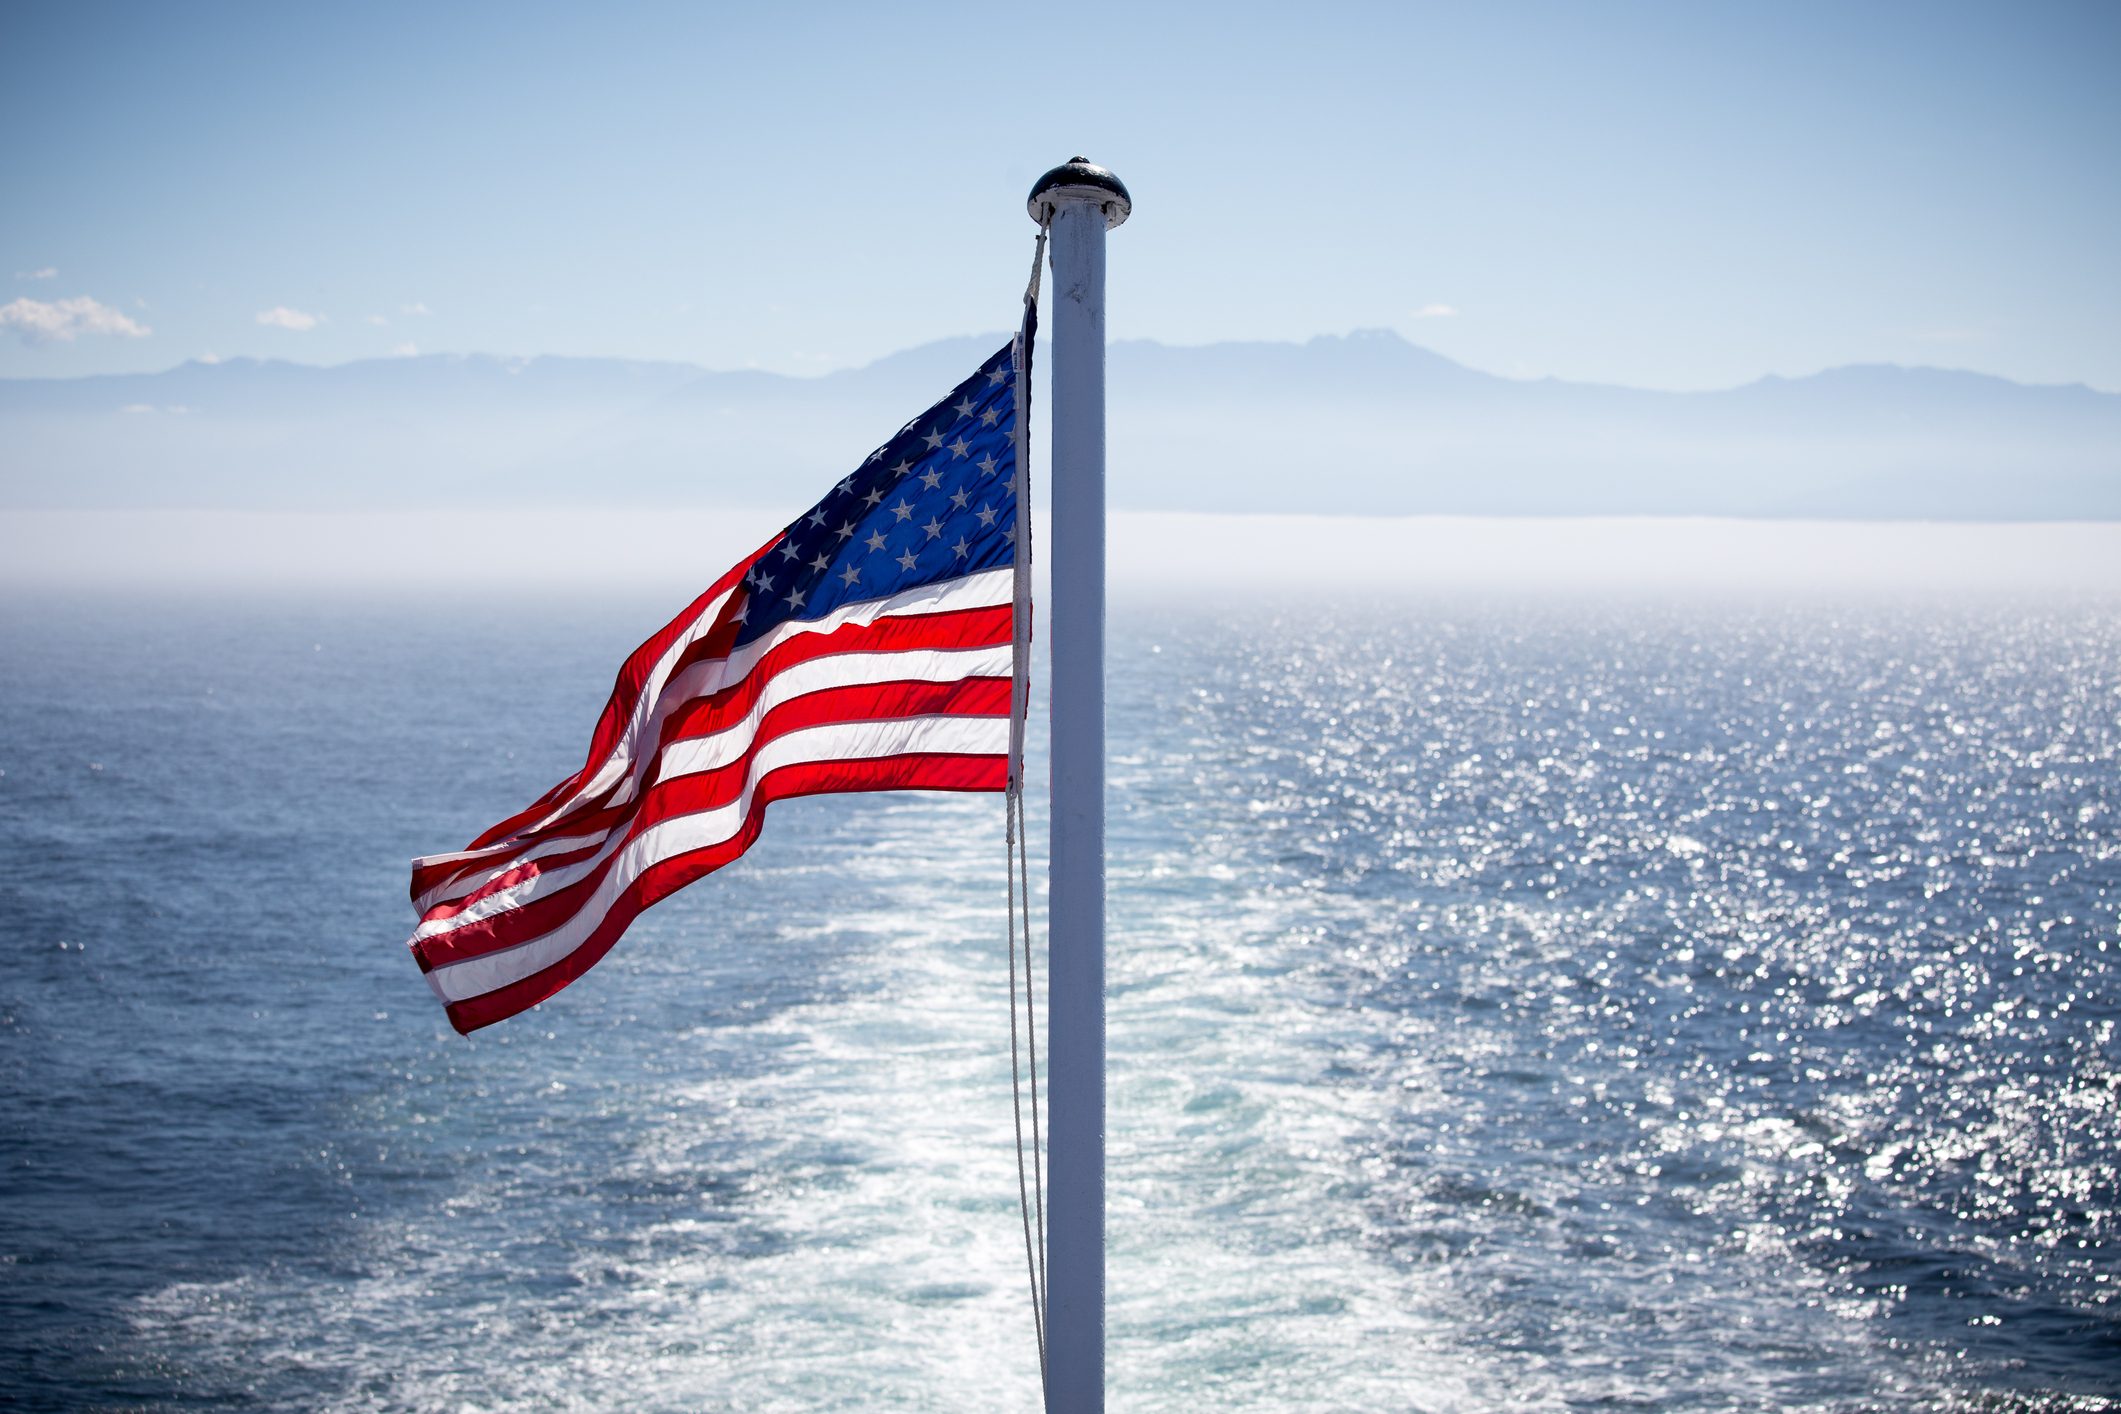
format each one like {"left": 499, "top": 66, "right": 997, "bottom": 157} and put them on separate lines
{"left": 3, "top": 333, "right": 2116, "bottom": 521}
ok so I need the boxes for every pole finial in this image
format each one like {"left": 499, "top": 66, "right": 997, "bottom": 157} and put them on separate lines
{"left": 1028, "top": 157, "right": 1131, "bottom": 229}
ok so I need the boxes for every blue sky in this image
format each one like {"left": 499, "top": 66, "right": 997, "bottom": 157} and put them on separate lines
{"left": 4, "top": 0, "right": 2116, "bottom": 390}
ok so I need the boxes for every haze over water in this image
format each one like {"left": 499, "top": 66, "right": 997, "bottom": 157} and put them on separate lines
{"left": 2, "top": 580, "right": 2115, "bottom": 1410}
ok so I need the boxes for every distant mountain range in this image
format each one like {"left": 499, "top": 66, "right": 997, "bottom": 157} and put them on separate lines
{"left": 3, "top": 331, "right": 2117, "bottom": 518}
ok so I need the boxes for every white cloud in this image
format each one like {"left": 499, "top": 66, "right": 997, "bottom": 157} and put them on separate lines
{"left": 390, "top": 342, "right": 420, "bottom": 358}
{"left": 1, "top": 295, "right": 151, "bottom": 344}
{"left": 123, "top": 403, "right": 156, "bottom": 415}
{"left": 256, "top": 306, "right": 321, "bottom": 331}
{"left": 16, "top": 267, "right": 57, "bottom": 281}
{"left": 196, "top": 352, "right": 221, "bottom": 364}
{"left": 364, "top": 313, "right": 390, "bottom": 326}
{"left": 1411, "top": 303, "right": 1459, "bottom": 320}
{"left": 401, "top": 301, "right": 431, "bottom": 317}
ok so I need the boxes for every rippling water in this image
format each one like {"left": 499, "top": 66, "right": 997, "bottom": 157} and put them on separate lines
{"left": 2, "top": 587, "right": 2116, "bottom": 1410}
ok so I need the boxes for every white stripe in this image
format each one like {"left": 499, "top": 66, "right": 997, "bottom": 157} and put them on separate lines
{"left": 422, "top": 712, "right": 1008, "bottom": 1004}
{"left": 653, "top": 644, "right": 1011, "bottom": 781}
{"left": 409, "top": 569, "right": 1013, "bottom": 913}
{"left": 409, "top": 577, "right": 741, "bottom": 877}
{"left": 599, "top": 569, "right": 1013, "bottom": 814}
{"left": 415, "top": 827, "right": 616, "bottom": 921}
{"left": 410, "top": 642, "right": 1010, "bottom": 934}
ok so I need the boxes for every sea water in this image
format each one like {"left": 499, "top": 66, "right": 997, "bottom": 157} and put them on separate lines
{"left": 1, "top": 587, "right": 2115, "bottom": 1411}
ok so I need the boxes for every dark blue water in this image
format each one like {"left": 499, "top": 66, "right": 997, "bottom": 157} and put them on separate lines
{"left": 2, "top": 588, "right": 2116, "bottom": 1410}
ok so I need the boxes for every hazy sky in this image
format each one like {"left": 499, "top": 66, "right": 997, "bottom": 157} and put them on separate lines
{"left": 4, "top": 1, "right": 2117, "bottom": 391}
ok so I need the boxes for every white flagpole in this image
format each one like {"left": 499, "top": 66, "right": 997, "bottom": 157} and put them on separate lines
{"left": 1027, "top": 156, "right": 1129, "bottom": 1413}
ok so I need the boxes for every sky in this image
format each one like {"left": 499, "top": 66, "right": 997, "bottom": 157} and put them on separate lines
{"left": 3, "top": 0, "right": 2118, "bottom": 392}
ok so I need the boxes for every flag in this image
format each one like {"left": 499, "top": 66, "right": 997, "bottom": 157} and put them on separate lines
{"left": 407, "top": 324, "right": 1031, "bottom": 1034}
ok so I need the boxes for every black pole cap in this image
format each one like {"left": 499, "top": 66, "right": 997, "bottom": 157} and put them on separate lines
{"left": 1028, "top": 156, "right": 1131, "bottom": 228}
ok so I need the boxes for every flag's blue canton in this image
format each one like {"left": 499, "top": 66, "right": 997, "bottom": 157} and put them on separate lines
{"left": 734, "top": 340, "right": 1017, "bottom": 645}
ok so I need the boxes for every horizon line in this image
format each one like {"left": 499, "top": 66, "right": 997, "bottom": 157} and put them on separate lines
{"left": 4, "top": 329, "right": 2114, "bottom": 400}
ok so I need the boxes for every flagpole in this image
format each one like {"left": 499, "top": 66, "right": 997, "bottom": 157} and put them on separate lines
{"left": 1028, "top": 156, "right": 1129, "bottom": 1414}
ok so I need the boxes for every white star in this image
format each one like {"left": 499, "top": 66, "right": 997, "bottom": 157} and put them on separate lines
{"left": 921, "top": 515, "right": 944, "bottom": 539}
{"left": 807, "top": 507, "right": 829, "bottom": 529}
{"left": 754, "top": 572, "right": 775, "bottom": 593}
{"left": 836, "top": 475, "right": 856, "bottom": 494}
{"left": 809, "top": 553, "right": 832, "bottom": 572}
{"left": 1004, "top": 524, "right": 1017, "bottom": 544}
{"left": 949, "top": 488, "right": 970, "bottom": 510}
{"left": 975, "top": 504, "right": 998, "bottom": 527}
{"left": 865, "top": 529, "right": 888, "bottom": 552}
{"left": 987, "top": 367, "right": 1008, "bottom": 386}
{"left": 922, "top": 429, "right": 945, "bottom": 451}
{"left": 954, "top": 396, "right": 978, "bottom": 419}
{"left": 783, "top": 586, "right": 806, "bottom": 610}
{"left": 731, "top": 599, "right": 749, "bottom": 624}
{"left": 981, "top": 408, "right": 999, "bottom": 426}
{"left": 862, "top": 487, "right": 885, "bottom": 508}
{"left": 897, "top": 548, "right": 918, "bottom": 571}
{"left": 890, "top": 498, "right": 915, "bottom": 521}
{"left": 835, "top": 521, "right": 855, "bottom": 541}
{"left": 778, "top": 540, "right": 800, "bottom": 561}
{"left": 948, "top": 436, "right": 970, "bottom": 459}
{"left": 918, "top": 467, "right": 944, "bottom": 491}
{"left": 951, "top": 536, "right": 970, "bottom": 559}
{"left": 976, "top": 453, "right": 998, "bottom": 476}
{"left": 839, "top": 564, "right": 862, "bottom": 588}
{"left": 891, "top": 460, "right": 911, "bottom": 477}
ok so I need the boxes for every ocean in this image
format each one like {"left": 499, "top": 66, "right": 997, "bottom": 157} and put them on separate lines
{"left": 1, "top": 585, "right": 2115, "bottom": 1411}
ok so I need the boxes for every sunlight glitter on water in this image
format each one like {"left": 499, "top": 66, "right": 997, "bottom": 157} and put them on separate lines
{"left": 2, "top": 588, "right": 2116, "bottom": 1410}
{"left": 1114, "top": 594, "right": 2119, "bottom": 1409}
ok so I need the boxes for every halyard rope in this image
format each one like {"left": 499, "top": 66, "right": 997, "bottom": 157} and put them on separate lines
{"left": 1007, "top": 223, "right": 1051, "bottom": 1390}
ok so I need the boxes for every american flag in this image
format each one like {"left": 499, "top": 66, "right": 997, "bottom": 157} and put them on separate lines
{"left": 407, "top": 330, "right": 1028, "bottom": 1034}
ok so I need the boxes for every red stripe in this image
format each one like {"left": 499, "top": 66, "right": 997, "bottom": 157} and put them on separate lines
{"left": 408, "top": 676, "right": 1009, "bottom": 970}
{"left": 412, "top": 679, "right": 1006, "bottom": 967}
{"left": 412, "top": 674, "right": 1007, "bottom": 942}
{"left": 408, "top": 602, "right": 1009, "bottom": 908}
{"left": 411, "top": 774, "right": 631, "bottom": 906}
{"left": 658, "top": 604, "right": 1011, "bottom": 749}
{"left": 440, "top": 751, "right": 1007, "bottom": 1034}
{"left": 413, "top": 837, "right": 613, "bottom": 939}
{"left": 409, "top": 616, "right": 1010, "bottom": 911}
{"left": 451, "top": 546, "right": 763, "bottom": 860}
